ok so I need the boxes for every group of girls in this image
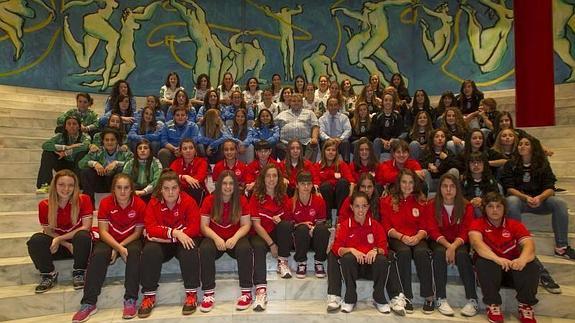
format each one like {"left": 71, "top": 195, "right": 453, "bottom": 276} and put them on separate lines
{"left": 29, "top": 167, "right": 544, "bottom": 323}
{"left": 30, "top": 163, "right": 333, "bottom": 322}
{"left": 328, "top": 169, "right": 541, "bottom": 323}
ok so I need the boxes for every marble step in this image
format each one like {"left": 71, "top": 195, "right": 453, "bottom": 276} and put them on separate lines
{"left": 0, "top": 212, "right": 41, "bottom": 233}
{"left": 0, "top": 194, "right": 43, "bottom": 212}
{"left": 0, "top": 85, "right": 105, "bottom": 103}
{"left": 0, "top": 107, "right": 62, "bottom": 119}
{"left": 0, "top": 116, "right": 56, "bottom": 129}
{"left": 0, "top": 274, "right": 571, "bottom": 321}
{"left": 0, "top": 163, "right": 39, "bottom": 179}
{"left": 0, "top": 135, "right": 45, "bottom": 149}
{"left": 524, "top": 126, "right": 575, "bottom": 139}
{"left": 0, "top": 125, "right": 55, "bottom": 138}
{"left": 0, "top": 178, "right": 37, "bottom": 194}
{"left": 6, "top": 300, "right": 574, "bottom": 323}
{"left": 0, "top": 148, "right": 42, "bottom": 163}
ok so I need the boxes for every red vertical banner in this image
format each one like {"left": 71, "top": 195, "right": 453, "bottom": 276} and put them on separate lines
{"left": 514, "top": 0, "right": 555, "bottom": 127}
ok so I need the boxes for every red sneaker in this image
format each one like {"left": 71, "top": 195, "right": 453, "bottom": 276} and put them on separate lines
{"left": 518, "top": 303, "right": 537, "bottom": 323}
{"left": 236, "top": 292, "right": 252, "bottom": 310}
{"left": 182, "top": 292, "right": 197, "bottom": 315}
{"left": 200, "top": 293, "right": 215, "bottom": 313}
{"left": 137, "top": 295, "right": 156, "bottom": 318}
{"left": 487, "top": 304, "right": 504, "bottom": 323}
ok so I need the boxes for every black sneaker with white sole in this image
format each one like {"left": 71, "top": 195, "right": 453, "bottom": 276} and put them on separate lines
{"left": 540, "top": 273, "right": 562, "bottom": 294}
{"left": 35, "top": 272, "right": 58, "bottom": 293}
{"left": 404, "top": 299, "right": 414, "bottom": 314}
{"left": 422, "top": 299, "right": 434, "bottom": 314}
{"left": 555, "top": 246, "right": 575, "bottom": 260}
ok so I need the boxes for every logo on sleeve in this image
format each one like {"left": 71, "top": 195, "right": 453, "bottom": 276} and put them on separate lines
{"left": 412, "top": 208, "right": 419, "bottom": 218}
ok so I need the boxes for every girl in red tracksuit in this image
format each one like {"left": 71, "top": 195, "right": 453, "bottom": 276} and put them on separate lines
{"left": 199, "top": 171, "right": 253, "bottom": 312}
{"left": 249, "top": 164, "right": 292, "bottom": 311}
{"left": 138, "top": 170, "right": 201, "bottom": 318}
{"left": 329, "top": 192, "right": 405, "bottom": 314}
{"left": 380, "top": 169, "right": 434, "bottom": 314}
{"left": 317, "top": 138, "right": 355, "bottom": 223}
{"left": 72, "top": 174, "right": 146, "bottom": 322}
{"left": 349, "top": 137, "right": 379, "bottom": 183}
{"left": 425, "top": 174, "right": 478, "bottom": 317}
{"left": 289, "top": 171, "right": 330, "bottom": 279}
{"left": 170, "top": 138, "right": 208, "bottom": 205}
{"left": 280, "top": 139, "right": 319, "bottom": 196}
{"left": 245, "top": 140, "right": 280, "bottom": 193}
{"left": 27, "top": 170, "right": 93, "bottom": 294}
{"left": 212, "top": 139, "right": 249, "bottom": 190}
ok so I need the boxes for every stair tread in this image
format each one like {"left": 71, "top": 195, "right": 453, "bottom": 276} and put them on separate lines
{"left": 5, "top": 300, "right": 573, "bottom": 323}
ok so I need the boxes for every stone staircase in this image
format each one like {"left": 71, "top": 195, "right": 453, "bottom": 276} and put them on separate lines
{"left": 0, "top": 84, "right": 574, "bottom": 322}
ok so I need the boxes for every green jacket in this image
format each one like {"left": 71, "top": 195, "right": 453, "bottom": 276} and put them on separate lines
{"left": 122, "top": 157, "right": 163, "bottom": 194}
{"left": 78, "top": 147, "right": 133, "bottom": 170}
{"left": 57, "top": 109, "right": 99, "bottom": 131}
{"left": 42, "top": 133, "right": 90, "bottom": 161}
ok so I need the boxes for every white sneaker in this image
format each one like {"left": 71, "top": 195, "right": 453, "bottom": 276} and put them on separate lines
{"left": 278, "top": 260, "right": 292, "bottom": 279}
{"left": 326, "top": 295, "right": 341, "bottom": 312}
{"left": 436, "top": 298, "right": 454, "bottom": 316}
{"left": 374, "top": 302, "right": 391, "bottom": 314}
{"left": 253, "top": 289, "right": 267, "bottom": 312}
{"left": 460, "top": 298, "right": 478, "bottom": 317}
{"left": 390, "top": 293, "right": 406, "bottom": 316}
{"left": 341, "top": 302, "right": 355, "bottom": 313}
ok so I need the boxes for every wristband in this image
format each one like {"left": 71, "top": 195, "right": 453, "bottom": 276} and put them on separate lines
{"left": 399, "top": 234, "right": 404, "bottom": 241}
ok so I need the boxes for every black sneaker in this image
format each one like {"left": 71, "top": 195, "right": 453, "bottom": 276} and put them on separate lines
{"left": 555, "top": 246, "right": 575, "bottom": 260}
{"left": 405, "top": 298, "right": 414, "bottom": 314}
{"left": 540, "top": 273, "right": 562, "bottom": 294}
{"left": 35, "top": 272, "right": 58, "bottom": 293}
{"left": 72, "top": 269, "right": 85, "bottom": 290}
{"left": 422, "top": 299, "right": 434, "bottom": 314}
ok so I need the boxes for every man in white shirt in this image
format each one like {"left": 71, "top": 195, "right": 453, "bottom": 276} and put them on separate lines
{"left": 319, "top": 96, "right": 352, "bottom": 162}
{"left": 276, "top": 93, "right": 320, "bottom": 161}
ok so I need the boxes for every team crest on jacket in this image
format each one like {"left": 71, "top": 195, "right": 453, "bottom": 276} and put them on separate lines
{"left": 334, "top": 172, "right": 341, "bottom": 179}
{"left": 235, "top": 169, "right": 241, "bottom": 176}
{"left": 367, "top": 233, "right": 374, "bottom": 244}
{"left": 309, "top": 209, "right": 316, "bottom": 217}
{"left": 502, "top": 229, "right": 511, "bottom": 238}
{"left": 173, "top": 210, "right": 179, "bottom": 217}
{"left": 412, "top": 208, "right": 419, "bottom": 217}
{"left": 128, "top": 210, "right": 136, "bottom": 218}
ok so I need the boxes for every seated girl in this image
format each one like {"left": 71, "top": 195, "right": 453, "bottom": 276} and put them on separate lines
{"left": 72, "top": 174, "right": 146, "bottom": 322}
{"left": 37, "top": 115, "right": 90, "bottom": 192}
{"left": 229, "top": 108, "right": 254, "bottom": 164}
{"left": 170, "top": 139, "right": 208, "bottom": 205}
{"left": 407, "top": 111, "right": 433, "bottom": 161}
{"left": 249, "top": 164, "right": 292, "bottom": 310}
{"left": 122, "top": 139, "right": 163, "bottom": 202}
{"left": 196, "top": 109, "right": 231, "bottom": 163}
{"left": 128, "top": 106, "right": 163, "bottom": 155}
{"left": 138, "top": 170, "right": 202, "bottom": 318}
{"left": 199, "top": 171, "right": 253, "bottom": 312}
{"left": 27, "top": 170, "right": 92, "bottom": 293}
{"left": 212, "top": 139, "right": 248, "bottom": 191}
{"left": 426, "top": 174, "right": 478, "bottom": 317}
{"left": 380, "top": 169, "right": 434, "bottom": 314}
{"left": 79, "top": 128, "right": 133, "bottom": 206}
{"left": 166, "top": 89, "right": 197, "bottom": 123}
{"left": 279, "top": 139, "right": 319, "bottom": 196}
{"left": 469, "top": 192, "right": 539, "bottom": 323}
{"left": 248, "top": 109, "right": 280, "bottom": 158}
{"left": 421, "top": 128, "right": 460, "bottom": 192}
{"left": 56, "top": 93, "right": 98, "bottom": 136}
{"left": 331, "top": 191, "right": 405, "bottom": 314}
{"left": 349, "top": 137, "right": 378, "bottom": 184}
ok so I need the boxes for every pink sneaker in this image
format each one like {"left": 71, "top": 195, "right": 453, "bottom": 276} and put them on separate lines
{"left": 72, "top": 304, "right": 97, "bottom": 323}
{"left": 122, "top": 299, "right": 137, "bottom": 319}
